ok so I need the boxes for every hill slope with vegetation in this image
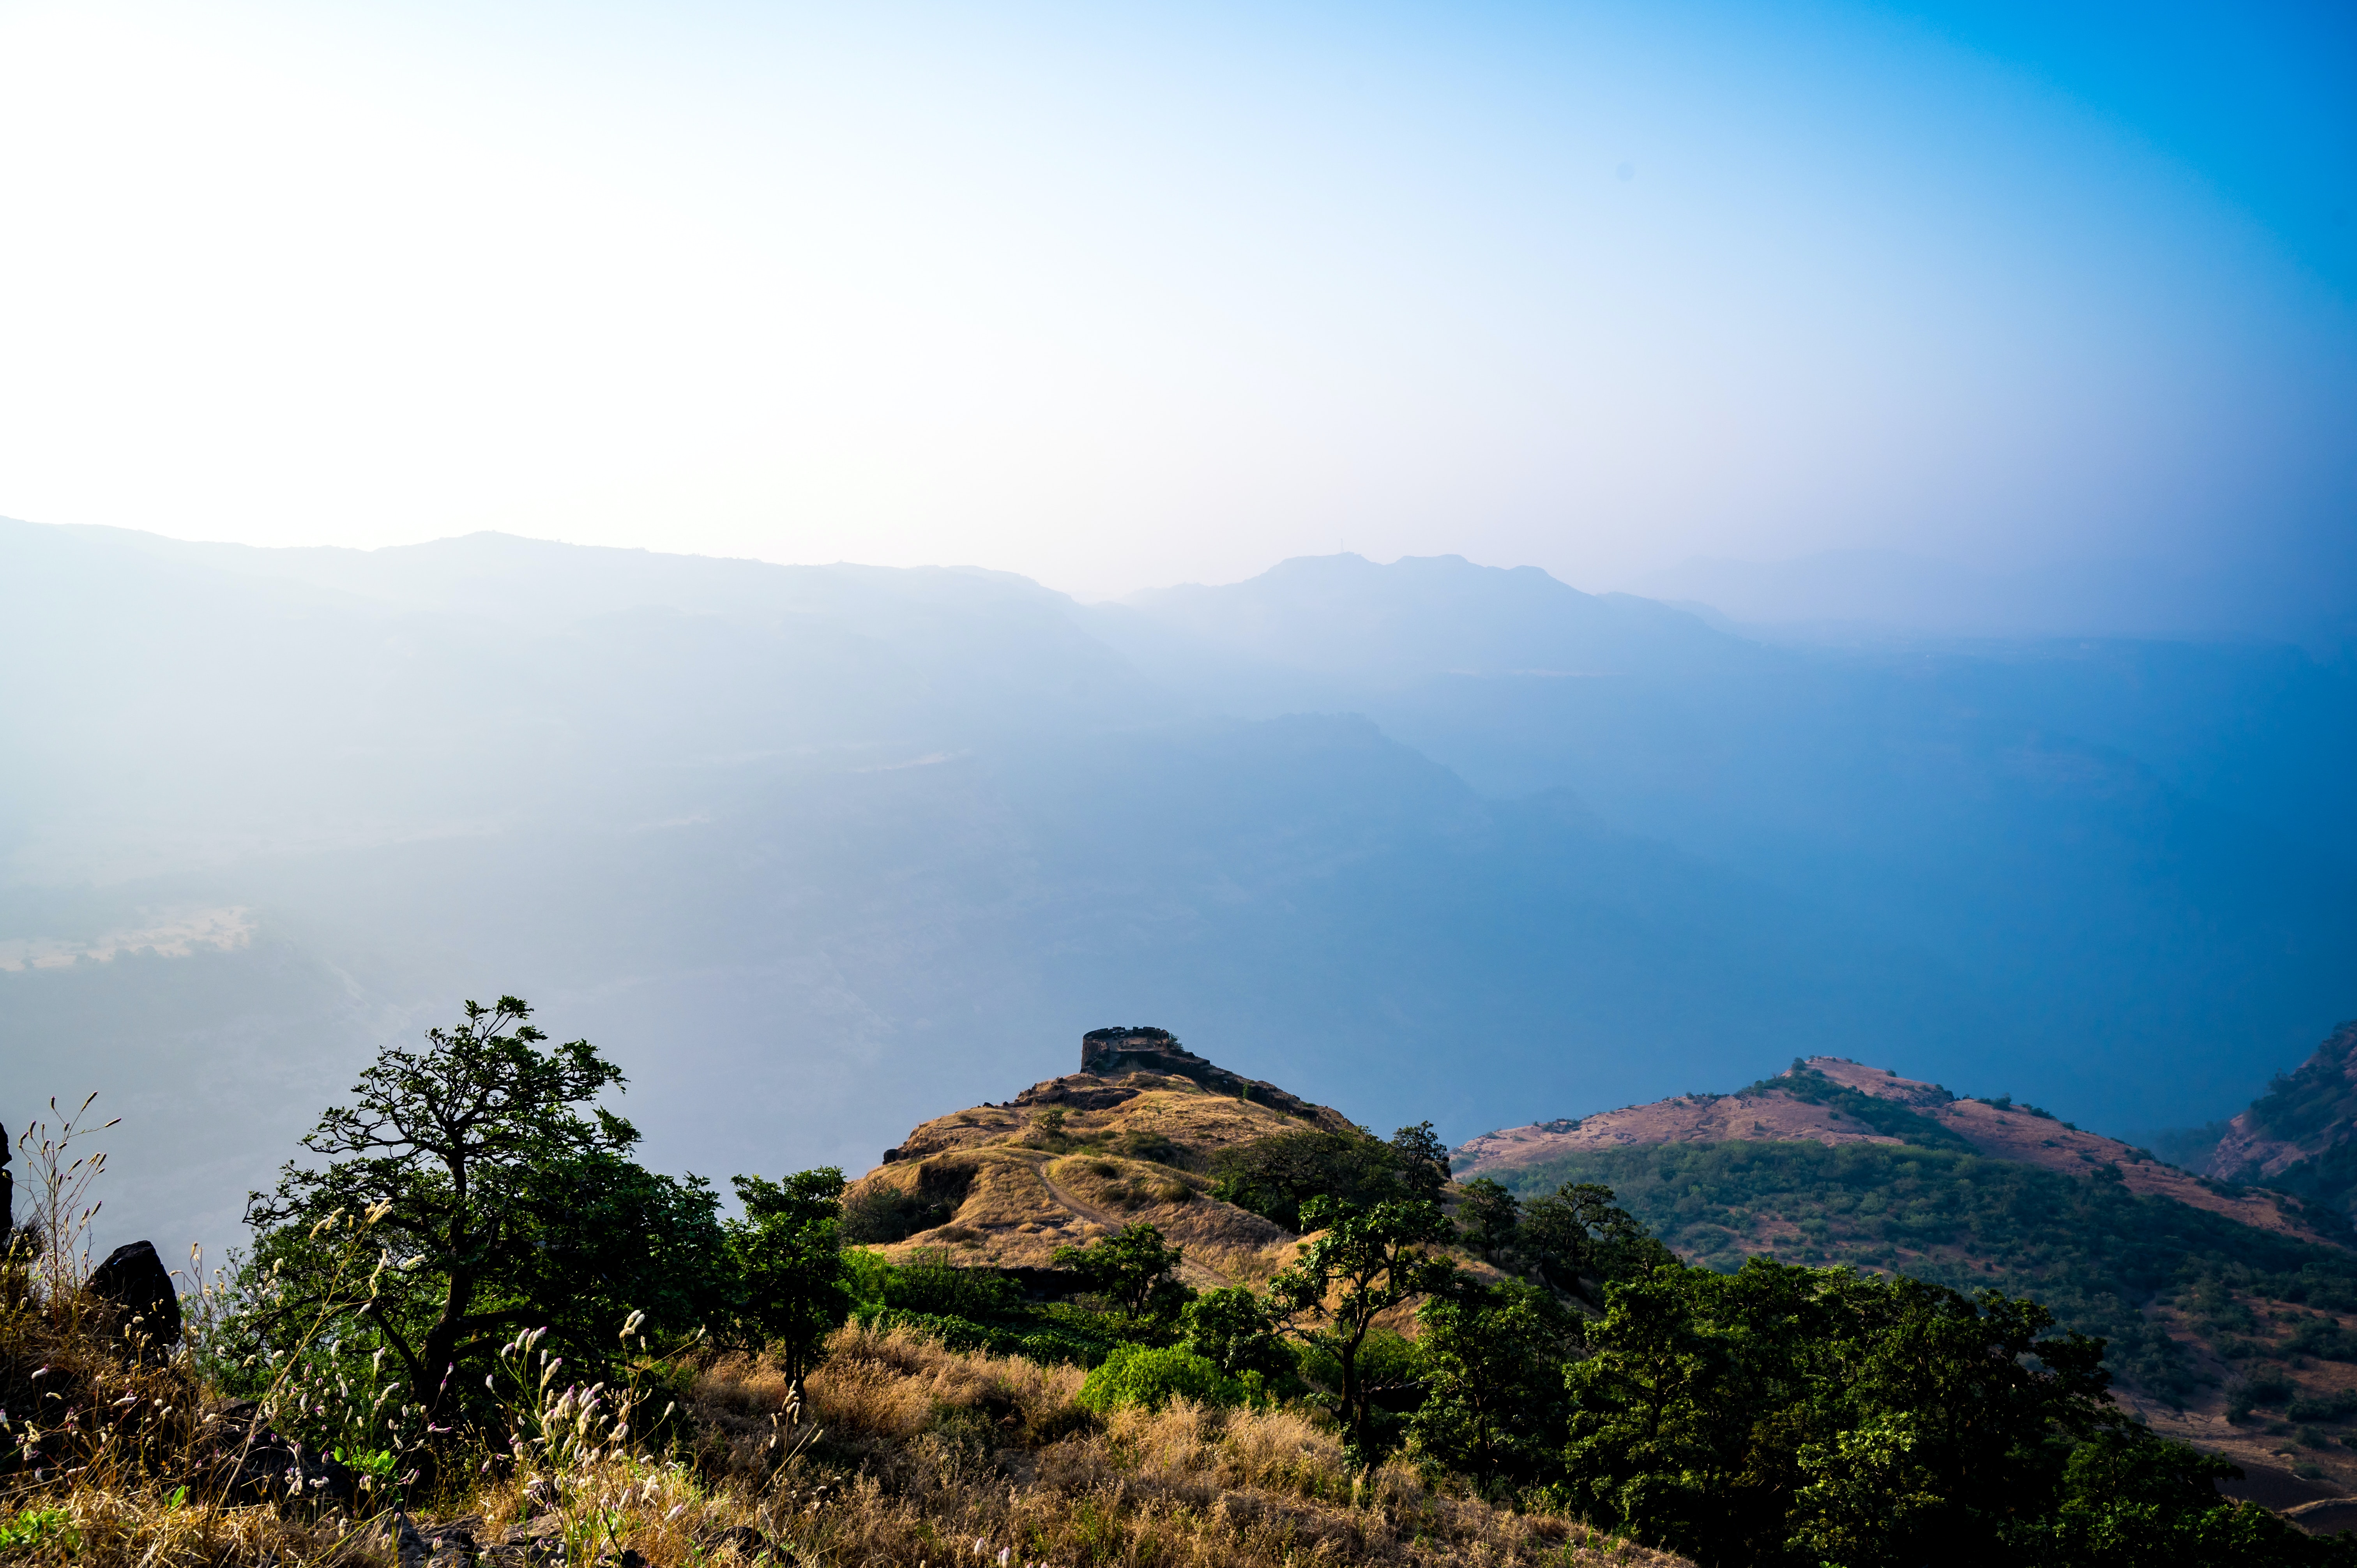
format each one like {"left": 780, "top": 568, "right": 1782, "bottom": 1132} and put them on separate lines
{"left": 11, "top": 1006, "right": 2357, "bottom": 1566}
{"left": 2207, "top": 1023, "right": 2357, "bottom": 1222}
{"left": 838, "top": 1027, "right": 1355, "bottom": 1286}
{"left": 1458, "top": 1056, "right": 2345, "bottom": 1248}
{"left": 1458, "top": 1048, "right": 2357, "bottom": 1501}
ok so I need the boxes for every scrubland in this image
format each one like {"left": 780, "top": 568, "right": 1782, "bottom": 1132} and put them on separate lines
{"left": 1, "top": 1282, "right": 1682, "bottom": 1568}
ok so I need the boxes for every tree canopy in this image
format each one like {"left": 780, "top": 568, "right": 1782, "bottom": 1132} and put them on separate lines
{"left": 725, "top": 1167, "right": 852, "bottom": 1391}
{"left": 236, "top": 998, "right": 730, "bottom": 1426}
{"left": 1266, "top": 1193, "right": 1456, "bottom": 1464}
{"left": 1052, "top": 1222, "right": 1189, "bottom": 1321}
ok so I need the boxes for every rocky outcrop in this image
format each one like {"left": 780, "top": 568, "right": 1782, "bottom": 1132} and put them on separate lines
{"left": 89, "top": 1239, "right": 182, "bottom": 1352}
{"left": 202, "top": 1400, "right": 359, "bottom": 1504}
{"left": 849, "top": 1027, "right": 1354, "bottom": 1281}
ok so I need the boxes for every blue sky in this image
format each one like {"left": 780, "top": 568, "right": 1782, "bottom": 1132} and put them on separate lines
{"left": 0, "top": 0, "right": 2347, "bottom": 620}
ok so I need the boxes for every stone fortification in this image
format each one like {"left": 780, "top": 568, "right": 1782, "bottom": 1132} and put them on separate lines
{"left": 1017, "top": 1026, "right": 1354, "bottom": 1132}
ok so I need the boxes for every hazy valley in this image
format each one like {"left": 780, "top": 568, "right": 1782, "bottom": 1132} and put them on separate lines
{"left": 6, "top": 518, "right": 2356, "bottom": 1256}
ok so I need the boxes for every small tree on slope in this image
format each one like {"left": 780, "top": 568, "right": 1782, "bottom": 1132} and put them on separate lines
{"left": 238, "top": 997, "right": 730, "bottom": 1431}
{"left": 1265, "top": 1194, "right": 1456, "bottom": 1466}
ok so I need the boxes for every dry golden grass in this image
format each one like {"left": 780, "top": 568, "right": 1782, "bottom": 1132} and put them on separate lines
{"left": 850, "top": 1075, "right": 1345, "bottom": 1283}
{"left": 8, "top": 1303, "right": 1693, "bottom": 1568}
{"left": 2, "top": 1485, "right": 393, "bottom": 1568}
{"left": 4, "top": 1082, "right": 1681, "bottom": 1568}
{"left": 1, "top": 1259, "right": 390, "bottom": 1568}
{"left": 645, "top": 1322, "right": 1694, "bottom": 1568}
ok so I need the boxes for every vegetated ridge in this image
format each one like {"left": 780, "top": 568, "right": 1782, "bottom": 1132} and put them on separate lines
{"left": 1458, "top": 1056, "right": 2345, "bottom": 1248}
{"left": 1454, "top": 1040, "right": 2357, "bottom": 1510}
{"left": 18, "top": 998, "right": 2357, "bottom": 1567}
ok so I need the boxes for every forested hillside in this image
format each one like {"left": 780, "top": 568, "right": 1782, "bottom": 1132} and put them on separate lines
{"left": 1460, "top": 1051, "right": 2357, "bottom": 1501}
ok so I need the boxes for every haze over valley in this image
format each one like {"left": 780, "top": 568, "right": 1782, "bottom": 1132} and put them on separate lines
{"left": 7, "top": 518, "right": 2352, "bottom": 1255}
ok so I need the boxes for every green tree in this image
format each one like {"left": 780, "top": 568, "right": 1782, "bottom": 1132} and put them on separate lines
{"left": 725, "top": 1168, "right": 851, "bottom": 1393}
{"left": 1209, "top": 1128, "right": 1415, "bottom": 1231}
{"left": 238, "top": 998, "right": 728, "bottom": 1427}
{"left": 1452, "top": 1176, "right": 1522, "bottom": 1257}
{"left": 1562, "top": 1259, "right": 2122, "bottom": 1568}
{"left": 1181, "top": 1285, "right": 1294, "bottom": 1380}
{"left": 1408, "top": 1278, "right": 1573, "bottom": 1487}
{"left": 2002, "top": 1430, "right": 2357, "bottom": 1567}
{"left": 1519, "top": 1180, "right": 1673, "bottom": 1304}
{"left": 1265, "top": 1194, "right": 1455, "bottom": 1464}
{"left": 1052, "top": 1223, "right": 1190, "bottom": 1321}
{"left": 1389, "top": 1121, "right": 1453, "bottom": 1201}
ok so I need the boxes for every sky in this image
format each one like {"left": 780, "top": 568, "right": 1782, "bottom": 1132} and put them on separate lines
{"left": 0, "top": 0, "right": 2350, "bottom": 615}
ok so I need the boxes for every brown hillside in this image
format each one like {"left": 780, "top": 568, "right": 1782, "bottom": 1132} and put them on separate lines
{"left": 1458, "top": 1056, "right": 2346, "bottom": 1250}
{"left": 846, "top": 1027, "right": 1349, "bottom": 1287}
{"left": 1806, "top": 1058, "right": 2346, "bottom": 1248}
{"left": 1452, "top": 1087, "right": 1903, "bottom": 1174}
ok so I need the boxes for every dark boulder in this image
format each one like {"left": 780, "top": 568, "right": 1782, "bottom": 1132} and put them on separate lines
{"left": 89, "top": 1240, "right": 181, "bottom": 1349}
{"left": 203, "top": 1400, "right": 359, "bottom": 1505}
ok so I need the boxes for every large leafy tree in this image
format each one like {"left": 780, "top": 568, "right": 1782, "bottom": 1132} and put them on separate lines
{"left": 1451, "top": 1177, "right": 1523, "bottom": 1259}
{"left": 1562, "top": 1258, "right": 2156, "bottom": 1568}
{"left": 1052, "top": 1223, "right": 1189, "bottom": 1321}
{"left": 1181, "top": 1285, "right": 1294, "bottom": 1380}
{"left": 239, "top": 997, "right": 730, "bottom": 1426}
{"left": 1387, "top": 1121, "right": 1453, "bottom": 1201}
{"left": 725, "top": 1167, "right": 851, "bottom": 1393}
{"left": 1518, "top": 1180, "right": 1674, "bottom": 1304}
{"left": 1210, "top": 1121, "right": 1452, "bottom": 1234}
{"left": 1265, "top": 1194, "right": 1455, "bottom": 1464}
{"left": 1209, "top": 1129, "right": 1404, "bottom": 1232}
{"left": 1408, "top": 1278, "right": 1574, "bottom": 1487}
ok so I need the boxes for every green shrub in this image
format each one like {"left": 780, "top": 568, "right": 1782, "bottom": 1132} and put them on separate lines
{"left": 0, "top": 1508, "right": 76, "bottom": 1553}
{"left": 2289, "top": 1389, "right": 2357, "bottom": 1423}
{"left": 1074, "top": 1344, "right": 1240, "bottom": 1413}
{"left": 840, "top": 1185, "right": 950, "bottom": 1245}
{"left": 880, "top": 1250, "right": 1021, "bottom": 1319}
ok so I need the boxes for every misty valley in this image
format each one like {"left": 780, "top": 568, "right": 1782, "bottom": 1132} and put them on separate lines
{"left": 7, "top": 520, "right": 2357, "bottom": 1566}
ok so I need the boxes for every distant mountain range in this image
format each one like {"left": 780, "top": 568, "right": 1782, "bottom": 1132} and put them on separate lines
{"left": 4, "top": 519, "right": 2353, "bottom": 1261}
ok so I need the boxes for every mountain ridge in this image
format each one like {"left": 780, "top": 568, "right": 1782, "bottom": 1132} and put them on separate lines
{"left": 1456, "top": 1056, "right": 2348, "bottom": 1250}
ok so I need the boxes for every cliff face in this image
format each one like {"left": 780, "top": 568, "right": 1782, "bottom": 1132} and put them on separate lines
{"left": 2209, "top": 1022, "right": 2357, "bottom": 1186}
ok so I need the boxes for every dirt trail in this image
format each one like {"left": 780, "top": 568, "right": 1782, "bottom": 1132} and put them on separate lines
{"left": 1034, "top": 1160, "right": 1236, "bottom": 1289}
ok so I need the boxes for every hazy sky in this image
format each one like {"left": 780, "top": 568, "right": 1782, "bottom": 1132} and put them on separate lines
{"left": 0, "top": 0, "right": 2350, "bottom": 605}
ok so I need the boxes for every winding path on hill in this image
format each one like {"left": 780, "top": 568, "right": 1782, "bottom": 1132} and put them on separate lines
{"left": 1033, "top": 1159, "right": 1237, "bottom": 1289}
